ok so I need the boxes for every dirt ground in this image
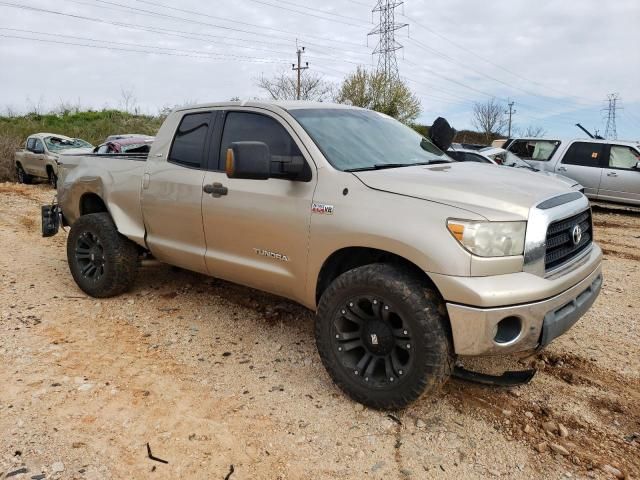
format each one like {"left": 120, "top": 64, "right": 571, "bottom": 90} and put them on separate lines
{"left": 0, "top": 183, "right": 638, "bottom": 480}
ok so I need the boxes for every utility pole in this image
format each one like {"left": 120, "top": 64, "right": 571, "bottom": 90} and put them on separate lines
{"left": 368, "top": 1, "right": 408, "bottom": 80}
{"left": 292, "top": 46, "right": 308, "bottom": 101}
{"left": 603, "top": 93, "right": 620, "bottom": 140}
{"left": 505, "top": 100, "right": 516, "bottom": 137}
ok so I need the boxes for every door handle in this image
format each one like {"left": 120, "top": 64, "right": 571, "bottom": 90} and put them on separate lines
{"left": 557, "top": 166, "right": 567, "bottom": 172}
{"left": 607, "top": 171, "right": 618, "bottom": 177}
{"left": 142, "top": 173, "right": 150, "bottom": 189}
{"left": 203, "top": 182, "right": 228, "bottom": 197}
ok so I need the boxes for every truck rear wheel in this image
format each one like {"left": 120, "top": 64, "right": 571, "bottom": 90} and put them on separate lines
{"left": 67, "top": 213, "right": 138, "bottom": 298}
{"left": 16, "top": 164, "right": 32, "bottom": 184}
{"left": 315, "top": 263, "right": 453, "bottom": 409}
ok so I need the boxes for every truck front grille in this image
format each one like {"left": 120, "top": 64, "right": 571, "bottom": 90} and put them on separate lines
{"left": 545, "top": 210, "right": 592, "bottom": 272}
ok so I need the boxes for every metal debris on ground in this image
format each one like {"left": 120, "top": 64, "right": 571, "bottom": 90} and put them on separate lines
{"left": 224, "top": 464, "right": 235, "bottom": 480}
{"left": 146, "top": 442, "right": 169, "bottom": 464}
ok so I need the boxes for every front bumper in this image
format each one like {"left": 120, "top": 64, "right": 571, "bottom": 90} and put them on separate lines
{"left": 444, "top": 254, "right": 602, "bottom": 356}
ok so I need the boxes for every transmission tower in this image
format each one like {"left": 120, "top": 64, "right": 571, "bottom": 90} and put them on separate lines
{"left": 368, "top": 1, "right": 408, "bottom": 79}
{"left": 604, "top": 93, "right": 621, "bottom": 140}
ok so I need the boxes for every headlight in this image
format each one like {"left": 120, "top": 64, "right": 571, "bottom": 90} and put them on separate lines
{"left": 447, "top": 220, "right": 526, "bottom": 257}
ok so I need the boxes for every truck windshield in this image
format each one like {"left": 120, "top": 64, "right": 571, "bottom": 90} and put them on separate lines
{"left": 45, "top": 136, "right": 93, "bottom": 153}
{"left": 290, "top": 108, "right": 451, "bottom": 171}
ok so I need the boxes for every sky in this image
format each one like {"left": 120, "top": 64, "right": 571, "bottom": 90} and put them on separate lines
{"left": 0, "top": 0, "right": 639, "bottom": 140}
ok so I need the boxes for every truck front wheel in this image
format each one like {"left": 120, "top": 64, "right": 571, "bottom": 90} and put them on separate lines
{"left": 315, "top": 263, "right": 453, "bottom": 409}
{"left": 67, "top": 213, "right": 138, "bottom": 298}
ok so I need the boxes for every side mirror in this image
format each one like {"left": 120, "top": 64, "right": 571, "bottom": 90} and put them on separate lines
{"left": 429, "top": 117, "right": 456, "bottom": 151}
{"left": 225, "top": 142, "right": 270, "bottom": 180}
{"left": 635, "top": 161, "right": 640, "bottom": 170}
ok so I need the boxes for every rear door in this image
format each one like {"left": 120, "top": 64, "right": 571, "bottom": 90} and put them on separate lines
{"left": 201, "top": 109, "right": 316, "bottom": 302}
{"left": 597, "top": 144, "right": 640, "bottom": 205}
{"left": 141, "top": 111, "right": 218, "bottom": 274}
{"left": 555, "top": 141, "right": 606, "bottom": 197}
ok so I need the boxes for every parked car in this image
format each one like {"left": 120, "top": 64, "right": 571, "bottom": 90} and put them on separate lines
{"left": 448, "top": 146, "right": 584, "bottom": 191}
{"left": 14, "top": 133, "right": 93, "bottom": 187}
{"left": 43, "top": 101, "right": 602, "bottom": 409}
{"left": 504, "top": 138, "right": 640, "bottom": 205}
{"left": 94, "top": 136, "right": 155, "bottom": 154}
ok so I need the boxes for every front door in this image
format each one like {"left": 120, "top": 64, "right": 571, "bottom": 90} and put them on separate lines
{"left": 597, "top": 144, "right": 640, "bottom": 205}
{"left": 201, "top": 109, "right": 316, "bottom": 302}
{"left": 141, "top": 111, "right": 217, "bottom": 274}
{"left": 555, "top": 141, "right": 606, "bottom": 197}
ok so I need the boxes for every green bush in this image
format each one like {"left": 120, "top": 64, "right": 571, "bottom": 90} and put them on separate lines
{"left": 0, "top": 109, "right": 164, "bottom": 181}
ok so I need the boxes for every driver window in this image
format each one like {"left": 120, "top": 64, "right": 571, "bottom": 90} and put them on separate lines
{"left": 219, "top": 112, "right": 311, "bottom": 181}
{"left": 33, "top": 139, "right": 44, "bottom": 152}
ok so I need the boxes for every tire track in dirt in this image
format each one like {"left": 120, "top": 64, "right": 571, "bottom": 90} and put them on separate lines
{"left": 443, "top": 352, "right": 639, "bottom": 479}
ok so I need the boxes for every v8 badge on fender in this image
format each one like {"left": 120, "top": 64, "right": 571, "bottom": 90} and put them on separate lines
{"left": 312, "top": 202, "right": 334, "bottom": 215}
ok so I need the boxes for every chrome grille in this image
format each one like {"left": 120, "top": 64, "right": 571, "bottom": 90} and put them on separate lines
{"left": 545, "top": 210, "right": 592, "bottom": 272}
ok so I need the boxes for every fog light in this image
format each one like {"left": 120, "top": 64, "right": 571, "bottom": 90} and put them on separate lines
{"left": 494, "top": 316, "right": 522, "bottom": 344}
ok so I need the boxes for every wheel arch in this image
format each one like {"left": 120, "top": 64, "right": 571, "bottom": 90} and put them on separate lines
{"left": 314, "top": 246, "right": 445, "bottom": 308}
{"left": 79, "top": 192, "right": 109, "bottom": 216}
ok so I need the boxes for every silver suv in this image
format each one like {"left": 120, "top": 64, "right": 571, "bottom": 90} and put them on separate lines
{"left": 505, "top": 138, "right": 640, "bottom": 206}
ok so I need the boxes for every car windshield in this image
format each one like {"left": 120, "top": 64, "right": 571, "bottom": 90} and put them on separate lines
{"left": 289, "top": 108, "right": 451, "bottom": 171}
{"left": 45, "top": 136, "right": 92, "bottom": 152}
{"left": 485, "top": 149, "right": 535, "bottom": 170}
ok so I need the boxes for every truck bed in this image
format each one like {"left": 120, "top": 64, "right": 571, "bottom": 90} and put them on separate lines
{"left": 57, "top": 153, "right": 149, "bottom": 247}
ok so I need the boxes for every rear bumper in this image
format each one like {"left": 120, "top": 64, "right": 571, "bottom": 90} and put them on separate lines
{"left": 444, "top": 256, "right": 602, "bottom": 356}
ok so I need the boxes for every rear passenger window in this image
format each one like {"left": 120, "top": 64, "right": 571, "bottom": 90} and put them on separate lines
{"left": 609, "top": 145, "right": 640, "bottom": 170}
{"left": 219, "top": 112, "right": 310, "bottom": 180}
{"left": 168, "top": 112, "right": 211, "bottom": 169}
{"left": 562, "top": 142, "right": 605, "bottom": 167}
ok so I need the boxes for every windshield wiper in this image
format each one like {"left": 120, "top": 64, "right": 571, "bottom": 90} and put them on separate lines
{"left": 345, "top": 161, "right": 449, "bottom": 172}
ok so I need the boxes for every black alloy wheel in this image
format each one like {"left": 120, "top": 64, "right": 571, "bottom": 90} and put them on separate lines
{"left": 332, "top": 295, "right": 413, "bottom": 388}
{"left": 74, "top": 231, "right": 106, "bottom": 282}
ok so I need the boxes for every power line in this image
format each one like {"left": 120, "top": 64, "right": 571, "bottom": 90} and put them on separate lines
{"left": 0, "top": 32, "right": 289, "bottom": 64}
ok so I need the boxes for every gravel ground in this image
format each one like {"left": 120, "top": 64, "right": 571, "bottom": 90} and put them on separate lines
{"left": 0, "top": 182, "right": 638, "bottom": 480}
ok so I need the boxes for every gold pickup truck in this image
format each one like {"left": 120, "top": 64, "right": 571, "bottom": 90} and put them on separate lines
{"left": 42, "top": 101, "right": 602, "bottom": 408}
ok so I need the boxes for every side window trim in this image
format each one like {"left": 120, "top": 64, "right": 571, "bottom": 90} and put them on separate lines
{"left": 167, "top": 111, "right": 216, "bottom": 170}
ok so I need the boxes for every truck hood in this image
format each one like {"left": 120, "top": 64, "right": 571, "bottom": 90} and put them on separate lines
{"left": 353, "top": 162, "right": 573, "bottom": 221}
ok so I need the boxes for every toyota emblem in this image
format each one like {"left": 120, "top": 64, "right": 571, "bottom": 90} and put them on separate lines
{"left": 572, "top": 224, "right": 583, "bottom": 245}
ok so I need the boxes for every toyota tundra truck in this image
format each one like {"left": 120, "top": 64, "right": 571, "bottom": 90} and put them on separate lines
{"left": 42, "top": 101, "right": 603, "bottom": 409}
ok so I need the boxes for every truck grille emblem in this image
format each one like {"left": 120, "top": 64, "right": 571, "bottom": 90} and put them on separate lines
{"left": 572, "top": 224, "right": 582, "bottom": 246}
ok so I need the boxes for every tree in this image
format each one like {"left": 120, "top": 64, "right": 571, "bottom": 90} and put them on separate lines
{"left": 518, "top": 125, "right": 547, "bottom": 138}
{"left": 256, "top": 71, "right": 333, "bottom": 102}
{"left": 471, "top": 98, "right": 507, "bottom": 142}
{"left": 335, "top": 67, "right": 421, "bottom": 124}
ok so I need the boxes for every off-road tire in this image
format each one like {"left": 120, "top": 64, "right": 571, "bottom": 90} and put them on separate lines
{"left": 315, "top": 263, "right": 453, "bottom": 410}
{"left": 67, "top": 213, "right": 138, "bottom": 298}
{"left": 16, "top": 164, "right": 32, "bottom": 184}
{"left": 47, "top": 168, "right": 57, "bottom": 188}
